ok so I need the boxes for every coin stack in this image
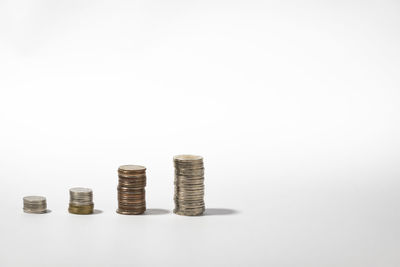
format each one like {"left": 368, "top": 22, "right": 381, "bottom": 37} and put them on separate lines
{"left": 23, "top": 196, "right": 47, "bottom": 214}
{"left": 174, "top": 155, "right": 205, "bottom": 216}
{"left": 117, "top": 165, "right": 147, "bottom": 215}
{"left": 68, "top": 187, "right": 94, "bottom": 214}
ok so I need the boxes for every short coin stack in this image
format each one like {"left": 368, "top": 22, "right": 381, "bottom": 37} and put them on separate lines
{"left": 68, "top": 187, "right": 94, "bottom": 214}
{"left": 23, "top": 196, "right": 47, "bottom": 214}
{"left": 117, "top": 165, "right": 147, "bottom": 215}
{"left": 174, "top": 155, "right": 205, "bottom": 216}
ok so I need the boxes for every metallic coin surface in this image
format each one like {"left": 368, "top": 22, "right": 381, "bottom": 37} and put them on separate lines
{"left": 118, "top": 165, "right": 146, "bottom": 174}
{"left": 70, "top": 187, "right": 92, "bottom": 193}
{"left": 23, "top": 196, "right": 47, "bottom": 214}
{"left": 174, "top": 154, "right": 203, "bottom": 162}
{"left": 69, "top": 204, "right": 94, "bottom": 215}
{"left": 116, "top": 209, "right": 146, "bottom": 215}
{"left": 68, "top": 187, "right": 94, "bottom": 214}
{"left": 117, "top": 164, "right": 147, "bottom": 215}
{"left": 173, "top": 155, "right": 205, "bottom": 216}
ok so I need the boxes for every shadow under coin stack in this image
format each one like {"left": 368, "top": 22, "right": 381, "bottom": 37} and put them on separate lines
{"left": 68, "top": 187, "right": 94, "bottom": 214}
{"left": 174, "top": 155, "right": 205, "bottom": 216}
{"left": 117, "top": 165, "right": 147, "bottom": 215}
{"left": 23, "top": 196, "right": 47, "bottom": 214}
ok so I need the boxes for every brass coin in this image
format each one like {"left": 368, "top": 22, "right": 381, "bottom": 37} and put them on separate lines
{"left": 68, "top": 204, "right": 94, "bottom": 215}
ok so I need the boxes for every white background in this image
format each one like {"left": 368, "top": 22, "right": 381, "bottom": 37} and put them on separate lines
{"left": 0, "top": 0, "right": 399, "bottom": 266}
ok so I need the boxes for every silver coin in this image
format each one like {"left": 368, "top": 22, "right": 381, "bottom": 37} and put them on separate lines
{"left": 70, "top": 187, "right": 92, "bottom": 194}
{"left": 174, "top": 207, "right": 204, "bottom": 216}
{"left": 23, "top": 196, "right": 47, "bottom": 213}
{"left": 173, "top": 154, "right": 203, "bottom": 162}
{"left": 23, "top": 196, "right": 46, "bottom": 202}
{"left": 175, "top": 167, "right": 204, "bottom": 171}
{"left": 69, "top": 187, "right": 94, "bottom": 207}
{"left": 173, "top": 155, "right": 205, "bottom": 216}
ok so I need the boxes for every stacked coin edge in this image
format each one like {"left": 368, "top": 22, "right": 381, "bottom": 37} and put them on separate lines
{"left": 68, "top": 187, "right": 94, "bottom": 215}
{"left": 117, "top": 165, "right": 147, "bottom": 215}
{"left": 174, "top": 155, "right": 205, "bottom": 216}
{"left": 23, "top": 196, "right": 47, "bottom": 214}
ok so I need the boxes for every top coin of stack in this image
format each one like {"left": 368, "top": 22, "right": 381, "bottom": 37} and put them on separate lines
{"left": 117, "top": 165, "right": 147, "bottom": 215}
{"left": 23, "top": 196, "right": 47, "bottom": 214}
{"left": 68, "top": 187, "right": 94, "bottom": 215}
{"left": 174, "top": 155, "right": 205, "bottom": 216}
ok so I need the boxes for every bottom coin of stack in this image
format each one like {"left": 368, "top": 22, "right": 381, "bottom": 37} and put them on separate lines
{"left": 174, "top": 155, "right": 205, "bottom": 216}
{"left": 68, "top": 187, "right": 94, "bottom": 215}
{"left": 117, "top": 165, "right": 147, "bottom": 215}
{"left": 23, "top": 196, "right": 47, "bottom": 214}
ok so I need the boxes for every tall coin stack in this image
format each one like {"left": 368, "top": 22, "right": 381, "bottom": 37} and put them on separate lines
{"left": 174, "top": 155, "right": 205, "bottom": 216}
{"left": 117, "top": 165, "right": 147, "bottom": 215}
{"left": 68, "top": 187, "right": 94, "bottom": 215}
{"left": 23, "top": 196, "right": 47, "bottom": 214}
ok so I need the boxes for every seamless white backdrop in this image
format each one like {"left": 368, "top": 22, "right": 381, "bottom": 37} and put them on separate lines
{"left": 0, "top": 0, "right": 399, "bottom": 266}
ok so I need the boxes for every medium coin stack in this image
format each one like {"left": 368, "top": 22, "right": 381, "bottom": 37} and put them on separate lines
{"left": 174, "top": 155, "right": 205, "bottom": 216}
{"left": 23, "top": 196, "right": 47, "bottom": 214}
{"left": 117, "top": 165, "right": 147, "bottom": 215}
{"left": 68, "top": 187, "right": 94, "bottom": 215}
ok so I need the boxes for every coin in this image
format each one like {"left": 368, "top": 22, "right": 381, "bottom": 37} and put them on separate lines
{"left": 117, "top": 165, "right": 147, "bottom": 215}
{"left": 118, "top": 165, "right": 146, "bottom": 174}
{"left": 174, "top": 154, "right": 203, "bottom": 162}
{"left": 23, "top": 196, "right": 47, "bottom": 214}
{"left": 174, "top": 207, "right": 204, "bottom": 216}
{"left": 116, "top": 209, "right": 146, "bottom": 215}
{"left": 68, "top": 204, "right": 94, "bottom": 215}
{"left": 173, "top": 155, "right": 205, "bottom": 216}
{"left": 118, "top": 173, "right": 147, "bottom": 179}
{"left": 68, "top": 187, "right": 94, "bottom": 214}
